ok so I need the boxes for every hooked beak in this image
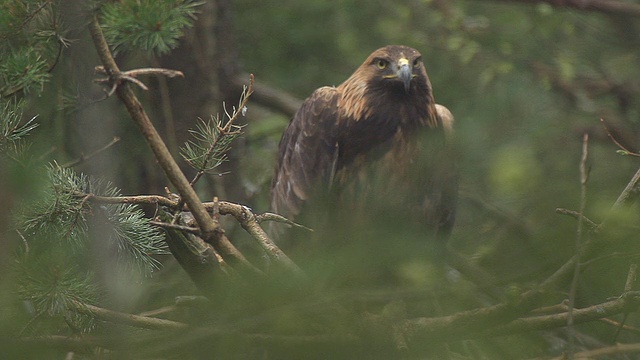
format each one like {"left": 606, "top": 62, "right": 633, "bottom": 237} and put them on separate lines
{"left": 397, "top": 58, "right": 412, "bottom": 93}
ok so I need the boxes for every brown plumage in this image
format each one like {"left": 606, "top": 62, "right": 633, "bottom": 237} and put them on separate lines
{"left": 270, "top": 45, "right": 457, "bottom": 239}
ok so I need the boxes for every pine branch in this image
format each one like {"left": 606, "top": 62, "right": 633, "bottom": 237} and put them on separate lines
{"left": 99, "top": 0, "right": 203, "bottom": 55}
{"left": 88, "top": 15, "right": 236, "bottom": 258}
{"left": 181, "top": 74, "right": 254, "bottom": 186}
{"left": 20, "top": 165, "right": 168, "bottom": 272}
{"left": 0, "top": 100, "right": 39, "bottom": 153}
{"left": 78, "top": 192, "right": 300, "bottom": 276}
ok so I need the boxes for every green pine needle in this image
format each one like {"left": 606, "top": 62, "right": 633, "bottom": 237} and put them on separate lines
{"left": 100, "top": 0, "right": 203, "bottom": 55}
{"left": 0, "top": 99, "right": 39, "bottom": 154}
{"left": 180, "top": 116, "right": 243, "bottom": 173}
{"left": 17, "top": 262, "right": 97, "bottom": 335}
{"left": 20, "top": 165, "right": 168, "bottom": 273}
{"left": 0, "top": 49, "right": 51, "bottom": 96}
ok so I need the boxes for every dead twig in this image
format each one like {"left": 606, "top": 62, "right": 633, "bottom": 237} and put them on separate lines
{"left": 94, "top": 66, "right": 184, "bottom": 93}
{"left": 61, "top": 136, "right": 120, "bottom": 168}
{"left": 612, "top": 264, "right": 638, "bottom": 343}
{"left": 600, "top": 118, "right": 640, "bottom": 157}
{"left": 554, "top": 208, "right": 599, "bottom": 230}
{"left": 216, "top": 202, "right": 304, "bottom": 276}
{"left": 567, "top": 133, "right": 590, "bottom": 358}
{"left": 150, "top": 220, "right": 199, "bottom": 234}
{"left": 69, "top": 300, "right": 188, "bottom": 330}
{"left": 255, "top": 212, "right": 313, "bottom": 232}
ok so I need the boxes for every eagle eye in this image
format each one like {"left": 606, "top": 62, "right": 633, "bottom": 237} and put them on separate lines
{"left": 376, "top": 59, "right": 388, "bottom": 70}
{"left": 413, "top": 57, "right": 422, "bottom": 67}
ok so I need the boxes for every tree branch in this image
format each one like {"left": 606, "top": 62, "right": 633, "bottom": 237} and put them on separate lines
{"left": 404, "top": 289, "right": 640, "bottom": 345}
{"left": 69, "top": 300, "right": 188, "bottom": 330}
{"left": 488, "top": 0, "right": 640, "bottom": 17}
{"left": 87, "top": 16, "right": 249, "bottom": 286}
{"left": 567, "top": 133, "right": 589, "bottom": 358}
{"left": 81, "top": 193, "right": 300, "bottom": 275}
{"left": 215, "top": 201, "right": 304, "bottom": 276}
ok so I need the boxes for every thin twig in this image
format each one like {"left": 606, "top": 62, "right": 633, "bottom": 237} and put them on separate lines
{"left": 567, "top": 133, "right": 590, "bottom": 359}
{"left": 94, "top": 66, "right": 184, "bottom": 92}
{"left": 69, "top": 300, "right": 188, "bottom": 330}
{"left": 149, "top": 220, "right": 199, "bottom": 234}
{"left": 600, "top": 317, "right": 640, "bottom": 336}
{"left": 612, "top": 264, "right": 638, "bottom": 343}
{"left": 255, "top": 212, "right": 313, "bottom": 232}
{"left": 600, "top": 118, "right": 640, "bottom": 157}
{"left": 61, "top": 136, "right": 120, "bottom": 168}
{"left": 554, "top": 208, "right": 599, "bottom": 230}
{"left": 216, "top": 202, "right": 303, "bottom": 276}
{"left": 610, "top": 167, "right": 640, "bottom": 211}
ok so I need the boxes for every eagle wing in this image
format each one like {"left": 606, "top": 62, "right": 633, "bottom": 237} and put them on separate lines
{"left": 270, "top": 86, "right": 340, "bottom": 219}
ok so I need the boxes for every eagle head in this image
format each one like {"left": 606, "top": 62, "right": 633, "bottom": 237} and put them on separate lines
{"left": 337, "top": 45, "right": 437, "bottom": 127}
{"left": 364, "top": 45, "right": 429, "bottom": 96}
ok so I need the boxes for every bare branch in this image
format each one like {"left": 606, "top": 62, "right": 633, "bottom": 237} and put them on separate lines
{"left": 488, "top": 0, "right": 640, "bottom": 17}
{"left": 555, "top": 208, "right": 599, "bottom": 230}
{"left": 600, "top": 118, "right": 640, "bottom": 157}
{"left": 215, "top": 201, "right": 304, "bottom": 276}
{"left": 255, "top": 212, "right": 314, "bottom": 232}
{"left": 69, "top": 300, "right": 188, "bottom": 330}
{"left": 545, "top": 343, "right": 640, "bottom": 360}
{"left": 567, "top": 133, "right": 589, "bottom": 358}
{"left": 150, "top": 220, "right": 199, "bottom": 234}
{"left": 484, "top": 292, "right": 640, "bottom": 337}
{"left": 610, "top": 167, "right": 640, "bottom": 211}
{"left": 94, "top": 66, "right": 184, "bottom": 92}
{"left": 61, "top": 136, "right": 120, "bottom": 168}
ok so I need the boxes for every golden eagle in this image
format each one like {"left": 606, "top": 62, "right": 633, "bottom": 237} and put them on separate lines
{"left": 271, "top": 45, "right": 457, "bottom": 241}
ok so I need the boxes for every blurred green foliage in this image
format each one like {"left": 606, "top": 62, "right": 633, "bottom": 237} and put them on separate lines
{"left": 1, "top": 0, "right": 640, "bottom": 358}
